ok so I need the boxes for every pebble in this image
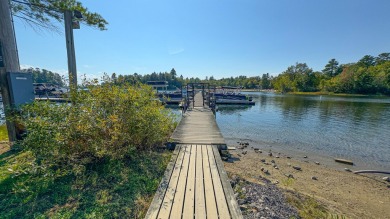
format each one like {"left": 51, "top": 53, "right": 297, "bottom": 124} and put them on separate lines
{"left": 260, "top": 167, "right": 264, "bottom": 171}
{"left": 286, "top": 156, "right": 291, "bottom": 159}
{"left": 274, "top": 166, "right": 279, "bottom": 169}
{"left": 261, "top": 159, "right": 266, "bottom": 163}
{"left": 312, "top": 176, "right": 318, "bottom": 180}
{"left": 263, "top": 169, "right": 269, "bottom": 174}
{"left": 304, "top": 155, "right": 308, "bottom": 158}
{"left": 271, "top": 160, "right": 275, "bottom": 163}
{"left": 315, "top": 161, "right": 320, "bottom": 165}
{"left": 284, "top": 173, "right": 294, "bottom": 178}
{"left": 254, "top": 148, "right": 259, "bottom": 151}
{"left": 293, "top": 166, "right": 302, "bottom": 171}
{"left": 344, "top": 168, "right": 352, "bottom": 172}
{"left": 275, "top": 156, "right": 280, "bottom": 158}
{"left": 268, "top": 152, "right": 273, "bottom": 157}
{"left": 383, "top": 177, "right": 390, "bottom": 182}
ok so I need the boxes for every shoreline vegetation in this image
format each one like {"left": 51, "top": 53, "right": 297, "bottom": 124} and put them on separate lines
{"left": 241, "top": 89, "right": 390, "bottom": 97}
{"left": 0, "top": 82, "right": 176, "bottom": 218}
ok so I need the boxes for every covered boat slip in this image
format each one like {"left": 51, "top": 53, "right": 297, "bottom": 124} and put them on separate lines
{"left": 145, "top": 144, "right": 242, "bottom": 219}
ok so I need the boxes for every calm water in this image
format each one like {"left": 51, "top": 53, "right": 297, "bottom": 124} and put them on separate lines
{"left": 216, "top": 92, "right": 390, "bottom": 170}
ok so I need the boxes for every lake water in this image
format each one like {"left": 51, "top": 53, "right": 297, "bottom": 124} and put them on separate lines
{"left": 216, "top": 92, "right": 390, "bottom": 170}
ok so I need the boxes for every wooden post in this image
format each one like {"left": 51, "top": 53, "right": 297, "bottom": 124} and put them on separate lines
{"left": 0, "top": 44, "right": 17, "bottom": 142}
{"left": 0, "top": 0, "right": 20, "bottom": 143}
{"left": 64, "top": 10, "right": 77, "bottom": 90}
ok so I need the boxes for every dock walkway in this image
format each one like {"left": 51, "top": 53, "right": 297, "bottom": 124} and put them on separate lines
{"left": 146, "top": 92, "right": 242, "bottom": 219}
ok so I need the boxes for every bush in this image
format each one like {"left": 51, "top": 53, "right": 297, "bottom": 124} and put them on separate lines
{"left": 17, "top": 81, "right": 176, "bottom": 176}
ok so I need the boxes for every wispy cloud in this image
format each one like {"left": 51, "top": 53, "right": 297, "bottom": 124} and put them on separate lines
{"left": 168, "top": 48, "right": 185, "bottom": 55}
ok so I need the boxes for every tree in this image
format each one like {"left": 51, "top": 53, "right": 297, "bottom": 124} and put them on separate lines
{"left": 376, "top": 53, "right": 390, "bottom": 65}
{"left": 170, "top": 68, "right": 177, "bottom": 79}
{"left": 261, "top": 73, "right": 271, "bottom": 89}
{"left": 358, "top": 55, "right": 376, "bottom": 68}
{"left": 322, "top": 58, "right": 341, "bottom": 77}
{"left": 10, "top": 0, "right": 108, "bottom": 31}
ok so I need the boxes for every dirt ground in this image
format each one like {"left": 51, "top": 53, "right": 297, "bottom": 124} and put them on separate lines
{"left": 0, "top": 142, "right": 10, "bottom": 154}
{"left": 224, "top": 147, "right": 390, "bottom": 219}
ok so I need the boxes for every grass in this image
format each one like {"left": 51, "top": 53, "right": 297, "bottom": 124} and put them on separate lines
{"left": 285, "top": 191, "right": 346, "bottom": 219}
{"left": 0, "top": 125, "right": 8, "bottom": 141}
{"left": 0, "top": 148, "right": 171, "bottom": 218}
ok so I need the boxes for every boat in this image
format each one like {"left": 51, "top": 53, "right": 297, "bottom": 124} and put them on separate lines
{"left": 211, "top": 86, "right": 255, "bottom": 105}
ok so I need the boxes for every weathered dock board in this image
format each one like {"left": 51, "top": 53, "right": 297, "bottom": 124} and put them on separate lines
{"left": 146, "top": 89, "right": 242, "bottom": 218}
{"left": 170, "top": 107, "right": 225, "bottom": 145}
{"left": 145, "top": 144, "right": 242, "bottom": 219}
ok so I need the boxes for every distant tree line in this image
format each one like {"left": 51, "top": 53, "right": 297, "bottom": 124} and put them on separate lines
{"left": 272, "top": 53, "right": 390, "bottom": 94}
{"left": 22, "top": 68, "right": 65, "bottom": 87}
{"left": 24, "top": 53, "right": 390, "bottom": 95}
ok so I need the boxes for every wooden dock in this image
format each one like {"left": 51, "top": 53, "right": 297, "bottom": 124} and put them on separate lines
{"left": 146, "top": 91, "right": 242, "bottom": 219}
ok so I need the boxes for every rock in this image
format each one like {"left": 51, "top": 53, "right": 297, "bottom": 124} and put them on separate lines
{"left": 293, "top": 166, "right": 301, "bottom": 171}
{"left": 254, "top": 148, "right": 259, "bottom": 151}
{"left": 263, "top": 169, "right": 269, "bottom": 174}
{"left": 274, "top": 166, "right": 279, "bottom": 169}
{"left": 275, "top": 156, "right": 280, "bottom": 158}
{"left": 260, "top": 167, "right": 264, "bottom": 171}
{"left": 242, "top": 151, "right": 247, "bottom": 155}
{"left": 312, "top": 176, "right": 318, "bottom": 180}
{"left": 304, "top": 155, "right": 308, "bottom": 158}
{"left": 344, "top": 168, "right": 352, "bottom": 172}
{"left": 259, "top": 150, "right": 263, "bottom": 153}
{"left": 274, "top": 180, "right": 279, "bottom": 184}
{"left": 287, "top": 156, "right": 291, "bottom": 159}
{"left": 261, "top": 159, "right": 266, "bottom": 163}
{"left": 315, "top": 161, "right": 320, "bottom": 165}
{"left": 268, "top": 152, "right": 273, "bottom": 157}
{"left": 240, "top": 205, "right": 248, "bottom": 211}
{"left": 271, "top": 160, "right": 275, "bottom": 163}
{"left": 383, "top": 177, "right": 390, "bottom": 182}
{"left": 237, "top": 199, "right": 247, "bottom": 205}
{"left": 284, "top": 173, "right": 294, "bottom": 178}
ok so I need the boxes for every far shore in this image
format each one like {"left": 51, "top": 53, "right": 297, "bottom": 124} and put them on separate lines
{"left": 240, "top": 89, "right": 390, "bottom": 97}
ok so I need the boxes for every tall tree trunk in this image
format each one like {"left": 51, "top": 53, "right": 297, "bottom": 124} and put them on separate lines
{"left": 0, "top": 0, "right": 20, "bottom": 71}
{"left": 0, "top": 0, "right": 20, "bottom": 143}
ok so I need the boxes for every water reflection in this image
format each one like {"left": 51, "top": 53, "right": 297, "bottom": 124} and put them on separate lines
{"left": 217, "top": 105, "right": 254, "bottom": 115}
{"left": 217, "top": 92, "right": 390, "bottom": 169}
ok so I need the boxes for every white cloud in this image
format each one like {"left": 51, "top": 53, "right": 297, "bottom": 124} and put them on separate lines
{"left": 168, "top": 48, "right": 185, "bottom": 55}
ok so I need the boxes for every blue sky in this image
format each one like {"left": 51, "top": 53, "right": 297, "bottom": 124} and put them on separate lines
{"left": 14, "top": 0, "right": 390, "bottom": 80}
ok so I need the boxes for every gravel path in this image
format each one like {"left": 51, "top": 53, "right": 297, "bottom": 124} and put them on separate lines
{"left": 230, "top": 174, "right": 300, "bottom": 219}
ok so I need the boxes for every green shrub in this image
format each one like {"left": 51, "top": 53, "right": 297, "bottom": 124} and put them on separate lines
{"left": 17, "top": 81, "right": 176, "bottom": 176}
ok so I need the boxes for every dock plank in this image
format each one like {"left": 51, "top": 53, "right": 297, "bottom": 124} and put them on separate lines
{"left": 207, "top": 146, "right": 231, "bottom": 219}
{"left": 145, "top": 145, "right": 182, "bottom": 219}
{"left": 202, "top": 145, "right": 218, "bottom": 219}
{"left": 157, "top": 146, "right": 185, "bottom": 218}
{"left": 213, "top": 146, "right": 244, "bottom": 219}
{"left": 195, "top": 145, "right": 206, "bottom": 218}
{"left": 182, "top": 144, "right": 196, "bottom": 218}
{"left": 170, "top": 145, "right": 191, "bottom": 218}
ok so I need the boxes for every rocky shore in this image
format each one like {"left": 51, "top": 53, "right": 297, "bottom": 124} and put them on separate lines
{"left": 230, "top": 174, "right": 299, "bottom": 219}
{"left": 224, "top": 141, "right": 390, "bottom": 219}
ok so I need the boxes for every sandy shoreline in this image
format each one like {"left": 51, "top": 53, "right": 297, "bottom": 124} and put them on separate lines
{"left": 224, "top": 142, "right": 390, "bottom": 219}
